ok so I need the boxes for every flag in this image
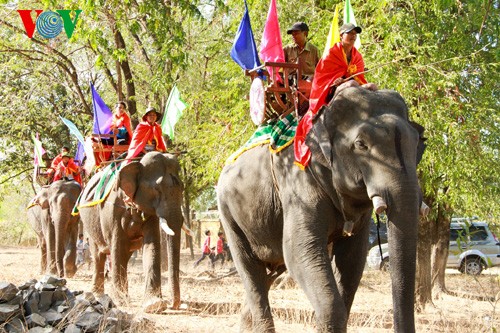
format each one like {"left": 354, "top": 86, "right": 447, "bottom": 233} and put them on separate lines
{"left": 91, "top": 83, "right": 113, "bottom": 135}
{"left": 161, "top": 85, "right": 188, "bottom": 140}
{"left": 344, "top": 0, "right": 361, "bottom": 49}
{"left": 59, "top": 116, "right": 85, "bottom": 145}
{"left": 259, "top": 0, "right": 285, "bottom": 82}
{"left": 32, "top": 133, "right": 46, "bottom": 167}
{"left": 60, "top": 116, "right": 95, "bottom": 167}
{"left": 322, "top": 5, "right": 340, "bottom": 58}
{"left": 230, "top": 1, "right": 261, "bottom": 71}
{"left": 75, "top": 142, "right": 85, "bottom": 166}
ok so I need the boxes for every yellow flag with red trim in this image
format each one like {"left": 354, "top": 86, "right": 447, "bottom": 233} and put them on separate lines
{"left": 322, "top": 5, "right": 340, "bottom": 58}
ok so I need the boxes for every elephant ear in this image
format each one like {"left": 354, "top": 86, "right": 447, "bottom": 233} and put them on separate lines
{"left": 117, "top": 162, "right": 142, "bottom": 200}
{"left": 35, "top": 187, "right": 51, "bottom": 209}
{"left": 409, "top": 121, "right": 427, "bottom": 165}
{"left": 309, "top": 106, "right": 333, "bottom": 167}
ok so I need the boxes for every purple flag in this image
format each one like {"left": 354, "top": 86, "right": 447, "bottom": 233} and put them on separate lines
{"left": 91, "top": 83, "right": 113, "bottom": 134}
{"left": 75, "top": 142, "right": 85, "bottom": 166}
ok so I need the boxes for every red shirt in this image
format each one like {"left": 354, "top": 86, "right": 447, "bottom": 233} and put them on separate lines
{"left": 202, "top": 236, "right": 211, "bottom": 254}
{"left": 216, "top": 237, "right": 224, "bottom": 254}
{"left": 111, "top": 112, "right": 133, "bottom": 139}
{"left": 126, "top": 121, "right": 167, "bottom": 160}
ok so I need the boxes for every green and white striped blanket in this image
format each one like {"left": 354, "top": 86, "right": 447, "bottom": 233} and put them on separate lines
{"left": 226, "top": 113, "right": 297, "bottom": 164}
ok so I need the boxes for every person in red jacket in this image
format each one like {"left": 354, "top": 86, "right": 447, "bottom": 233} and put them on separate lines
{"left": 53, "top": 151, "right": 82, "bottom": 185}
{"left": 294, "top": 23, "right": 378, "bottom": 169}
{"left": 212, "top": 232, "right": 226, "bottom": 268}
{"left": 193, "top": 230, "right": 214, "bottom": 268}
{"left": 110, "top": 101, "right": 133, "bottom": 145}
{"left": 126, "top": 106, "right": 167, "bottom": 161}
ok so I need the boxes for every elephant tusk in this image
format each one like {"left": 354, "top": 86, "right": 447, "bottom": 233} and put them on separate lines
{"left": 182, "top": 224, "right": 193, "bottom": 237}
{"left": 160, "top": 219, "right": 175, "bottom": 236}
{"left": 372, "top": 196, "right": 387, "bottom": 215}
{"left": 420, "top": 201, "right": 430, "bottom": 217}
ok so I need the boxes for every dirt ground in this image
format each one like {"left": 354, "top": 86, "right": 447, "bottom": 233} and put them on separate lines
{"left": 0, "top": 246, "right": 498, "bottom": 332}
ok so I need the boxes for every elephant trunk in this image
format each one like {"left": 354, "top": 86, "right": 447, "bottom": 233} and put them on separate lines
{"left": 386, "top": 185, "right": 419, "bottom": 333}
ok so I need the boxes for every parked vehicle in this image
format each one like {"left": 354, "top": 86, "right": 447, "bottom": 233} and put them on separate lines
{"left": 367, "top": 218, "right": 500, "bottom": 275}
{"left": 368, "top": 218, "right": 388, "bottom": 249}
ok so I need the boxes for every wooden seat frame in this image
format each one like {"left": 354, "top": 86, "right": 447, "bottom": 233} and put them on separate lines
{"left": 246, "top": 61, "right": 311, "bottom": 122}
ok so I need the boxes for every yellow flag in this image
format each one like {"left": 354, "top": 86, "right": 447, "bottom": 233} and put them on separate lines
{"left": 322, "top": 5, "right": 340, "bottom": 58}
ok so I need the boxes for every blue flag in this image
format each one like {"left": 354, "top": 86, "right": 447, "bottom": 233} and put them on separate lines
{"left": 91, "top": 83, "right": 113, "bottom": 135}
{"left": 230, "top": 1, "right": 261, "bottom": 70}
{"left": 59, "top": 116, "right": 85, "bottom": 145}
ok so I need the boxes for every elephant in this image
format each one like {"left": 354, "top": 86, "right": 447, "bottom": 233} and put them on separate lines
{"left": 217, "top": 86, "right": 425, "bottom": 332}
{"left": 77, "top": 152, "right": 184, "bottom": 312}
{"left": 28, "top": 180, "right": 81, "bottom": 278}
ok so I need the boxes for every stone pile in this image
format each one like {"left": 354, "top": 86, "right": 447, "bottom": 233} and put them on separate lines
{"left": 0, "top": 276, "right": 149, "bottom": 333}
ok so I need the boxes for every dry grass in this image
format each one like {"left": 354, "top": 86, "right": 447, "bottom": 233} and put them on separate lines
{"left": 0, "top": 245, "right": 498, "bottom": 332}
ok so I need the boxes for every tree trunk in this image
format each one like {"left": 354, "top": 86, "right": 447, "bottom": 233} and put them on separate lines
{"left": 183, "top": 189, "right": 194, "bottom": 259}
{"left": 415, "top": 214, "right": 433, "bottom": 311}
{"left": 431, "top": 202, "right": 452, "bottom": 296}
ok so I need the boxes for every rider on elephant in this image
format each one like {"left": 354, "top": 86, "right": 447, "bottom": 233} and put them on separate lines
{"left": 126, "top": 107, "right": 167, "bottom": 161}
{"left": 53, "top": 151, "right": 82, "bottom": 185}
{"left": 295, "top": 23, "right": 378, "bottom": 169}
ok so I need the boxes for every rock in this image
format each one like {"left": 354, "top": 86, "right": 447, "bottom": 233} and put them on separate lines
{"left": 142, "top": 297, "right": 169, "bottom": 314}
{"left": 63, "top": 324, "right": 81, "bottom": 333}
{"left": 97, "top": 294, "right": 115, "bottom": 311}
{"left": 39, "top": 276, "right": 66, "bottom": 287}
{"left": 26, "top": 312, "right": 47, "bottom": 328}
{"left": 0, "top": 303, "right": 22, "bottom": 322}
{"left": 0, "top": 282, "right": 19, "bottom": 302}
{"left": 76, "top": 292, "right": 96, "bottom": 304}
{"left": 4, "top": 317, "right": 25, "bottom": 333}
{"left": 39, "top": 309, "right": 63, "bottom": 326}
{"left": 18, "top": 279, "right": 37, "bottom": 291}
{"left": 38, "top": 291, "right": 54, "bottom": 312}
{"left": 74, "top": 310, "right": 102, "bottom": 332}
{"left": 27, "top": 327, "right": 60, "bottom": 333}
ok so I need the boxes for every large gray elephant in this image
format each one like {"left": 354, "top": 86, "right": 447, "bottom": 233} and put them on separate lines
{"left": 217, "top": 86, "right": 424, "bottom": 332}
{"left": 77, "top": 152, "right": 184, "bottom": 312}
{"left": 28, "top": 180, "right": 81, "bottom": 278}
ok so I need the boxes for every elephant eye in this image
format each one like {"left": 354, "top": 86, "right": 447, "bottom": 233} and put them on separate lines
{"left": 354, "top": 139, "right": 368, "bottom": 151}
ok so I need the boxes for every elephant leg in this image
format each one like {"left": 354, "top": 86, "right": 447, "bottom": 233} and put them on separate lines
{"left": 91, "top": 243, "right": 106, "bottom": 295}
{"left": 142, "top": 217, "right": 162, "bottom": 298}
{"left": 332, "top": 216, "right": 370, "bottom": 314}
{"left": 39, "top": 237, "right": 47, "bottom": 274}
{"left": 166, "top": 234, "right": 181, "bottom": 309}
{"left": 283, "top": 208, "right": 347, "bottom": 333}
{"left": 45, "top": 224, "right": 57, "bottom": 275}
{"left": 111, "top": 233, "right": 130, "bottom": 301}
{"left": 224, "top": 226, "right": 274, "bottom": 332}
{"left": 239, "top": 299, "right": 253, "bottom": 333}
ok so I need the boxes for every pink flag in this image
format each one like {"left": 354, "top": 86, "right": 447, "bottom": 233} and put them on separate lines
{"left": 259, "top": 0, "right": 284, "bottom": 82}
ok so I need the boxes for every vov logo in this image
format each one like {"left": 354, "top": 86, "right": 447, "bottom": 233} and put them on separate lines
{"left": 17, "top": 10, "right": 82, "bottom": 39}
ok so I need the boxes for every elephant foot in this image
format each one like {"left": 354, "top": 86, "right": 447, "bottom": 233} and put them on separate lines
{"left": 142, "top": 297, "right": 169, "bottom": 314}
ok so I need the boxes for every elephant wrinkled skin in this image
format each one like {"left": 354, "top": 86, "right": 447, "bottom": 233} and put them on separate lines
{"left": 28, "top": 180, "right": 81, "bottom": 278}
{"left": 78, "top": 152, "right": 184, "bottom": 312}
{"left": 217, "top": 87, "right": 423, "bottom": 333}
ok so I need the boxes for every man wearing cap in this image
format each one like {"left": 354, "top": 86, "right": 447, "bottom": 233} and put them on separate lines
{"left": 294, "top": 23, "right": 378, "bottom": 169}
{"left": 307, "top": 23, "right": 378, "bottom": 115}
{"left": 283, "top": 22, "right": 320, "bottom": 81}
{"left": 126, "top": 107, "right": 167, "bottom": 160}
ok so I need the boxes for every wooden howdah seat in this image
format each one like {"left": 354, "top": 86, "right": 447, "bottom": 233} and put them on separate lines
{"left": 91, "top": 132, "right": 129, "bottom": 166}
{"left": 246, "top": 61, "right": 312, "bottom": 124}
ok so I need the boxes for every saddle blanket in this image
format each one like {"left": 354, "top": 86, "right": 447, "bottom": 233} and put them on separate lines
{"left": 226, "top": 113, "right": 297, "bottom": 164}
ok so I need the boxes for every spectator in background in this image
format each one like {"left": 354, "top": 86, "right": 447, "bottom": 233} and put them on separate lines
{"left": 193, "top": 230, "right": 214, "bottom": 268}
{"left": 212, "top": 232, "right": 226, "bottom": 268}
